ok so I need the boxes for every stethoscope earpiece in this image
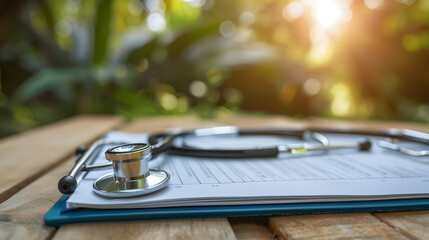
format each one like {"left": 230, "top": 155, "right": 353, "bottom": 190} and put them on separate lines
{"left": 93, "top": 143, "right": 170, "bottom": 198}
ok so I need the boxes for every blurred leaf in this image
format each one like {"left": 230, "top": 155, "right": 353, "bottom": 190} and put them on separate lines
{"left": 38, "top": 0, "right": 55, "bottom": 35}
{"left": 92, "top": 0, "right": 114, "bottom": 65}
{"left": 114, "top": 89, "right": 159, "bottom": 120}
{"left": 13, "top": 68, "right": 90, "bottom": 102}
{"left": 127, "top": 38, "right": 159, "bottom": 64}
{"left": 167, "top": 19, "right": 221, "bottom": 56}
{"left": 167, "top": 0, "right": 202, "bottom": 28}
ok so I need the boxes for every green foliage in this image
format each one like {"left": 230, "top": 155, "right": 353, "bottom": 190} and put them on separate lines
{"left": 0, "top": 0, "right": 428, "bottom": 138}
{"left": 93, "top": 0, "right": 114, "bottom": 65}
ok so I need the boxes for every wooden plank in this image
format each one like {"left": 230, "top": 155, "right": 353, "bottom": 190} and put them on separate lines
{"left": 118, "top": 115, "right": 206, "bottom": 133}
{"left": 52, "top": 219, "right": 236, "bottom": 240}
{"left": 118, "top": 114, "right": 299, "bottom": 133}
{"left": 374, "top": 211, "right": 429, "bottom": 239}
{"left": 0, "top": 115, "right": 122, "bottom": 203}
{"left": 216, "top": 114, "right": 302, "bottom": 128}
{"left": 309, "top": 118, "right": 429, "bottom": 133}
{"left": 0, "top": 159, "right": 74, "bottom": 239}
{"left": 270, "top": 213, "right": 410, "bottom": 240}
{"left": 231, "top": 223, "right": 274, "bottom": 240}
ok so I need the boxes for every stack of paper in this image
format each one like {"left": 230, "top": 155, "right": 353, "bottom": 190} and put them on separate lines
{"left": 66, "top": 131, "right": 429, "bottom": 209}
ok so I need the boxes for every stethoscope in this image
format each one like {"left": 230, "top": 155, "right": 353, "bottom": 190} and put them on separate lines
{"left": 58, "top": 126, "right": 429, "bottom": 198}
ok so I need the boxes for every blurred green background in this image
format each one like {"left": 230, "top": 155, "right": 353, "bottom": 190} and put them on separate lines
{"left": 0, "top": 0, "right": 428, "bottom": 138}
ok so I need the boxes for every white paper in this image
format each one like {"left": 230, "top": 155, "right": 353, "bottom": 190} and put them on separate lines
{"left": 67, "top": 131, "right": 429, "bottom": 209}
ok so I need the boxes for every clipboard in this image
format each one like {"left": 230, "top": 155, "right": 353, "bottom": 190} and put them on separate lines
{"left": 46, "top": 130, "right": 429, "bottom": 226}
{"left": 44, "top": 195, "right": 429, "bottom": 226}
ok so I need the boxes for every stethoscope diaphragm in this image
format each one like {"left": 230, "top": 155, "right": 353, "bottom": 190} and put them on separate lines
{"left": 93, "top": 143, "right": 170, "bottom": 198}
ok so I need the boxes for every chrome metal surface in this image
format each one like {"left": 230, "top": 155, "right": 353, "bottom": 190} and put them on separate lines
{"left": 82, "top": 163, "right": 112, "bottom": 171}
{"left": 111, "top": 157, "right": 149, "bottom": 181}
{"left": 93, "top": 169, "right": 170, "bottom": 197}
{"left": 194, "top": 126, "right": 239, "bottom": 136}
{"left": 105, "top": 143, "right": 152, "bottom": 181}
{"left": 93, "top": 143, "right": 170, "bottom": 197}
{"left": 68, "top": 140, "right": 127, "bottom": 177}
{"left": 69, "top": 139, "right": 104, "bottom": 178}
{"left": 379, "top": 138, "right": 429, "bottom": 157}
{"left": 105, "top": 143, "right": 151, "bottom": 161}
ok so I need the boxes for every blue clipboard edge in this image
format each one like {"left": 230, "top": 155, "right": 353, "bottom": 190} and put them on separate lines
{"left": 44, "top": 195, "right": 429, "bottom": 226}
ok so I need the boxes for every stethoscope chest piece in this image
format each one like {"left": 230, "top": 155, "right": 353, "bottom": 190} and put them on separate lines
{"left": 93, "top": 143, "right": 170, "bottom": 198}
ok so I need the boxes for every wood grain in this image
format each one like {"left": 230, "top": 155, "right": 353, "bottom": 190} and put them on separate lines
{"left": 0, "top": 159, "right": 74, "bottom": 239}
{"left": 0, "top": 115, "right": 122, "bottom": 203}
{"left": 231, "top": 223, "right": 274, "bottom": 240}
{"left": 374, "top": 211, "right": 429, "bottom": 239}
{"left": 116, "top": 114, "right": 297, "bottom": 133}
{"left": 309, "top": 118, "right": 429, "bottom": 133}
{"left": 53, "top": 219, "right": 236, "bottom": 240}
{"left": 270, "top": 213, "right": 409, "bottom": 240}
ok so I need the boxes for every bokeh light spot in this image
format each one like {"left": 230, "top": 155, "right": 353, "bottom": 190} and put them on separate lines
{"left": 403, "top": 34, "right": 420, "bottom": 52}
{"left": 219, "top": 20, "right": 235, "bottom": 38}
{"left": 183, "top": 0, "right": 206, "bottom": 8}
{"left": 206, "top": 68, "right": 223, "bottom": 86}
{"left": 396, "top": 0, "right": 415, "bottom": 6}
{"left": 417, "top": 105, "right": 429, "bottom": 121}
{"left": 331, "top": 98, "right": 349, "bottom": 116}
{"left": 303, "top": 78, "right": 321, "bottom": 96}
{"left": 115, "top": 65, "right": 128, "bottom": 78}
{"left": 364, "top": 0, "right": 384, "bottom": 9}
{"left": 239, "top": 11, "right": 255, "bottom": 26}
{"left": 223, "top": 88, "right": 242, "bottom": 104}
{"left": 159, "top": 92, "right": 178, "bottom": 110}
{"left": 55, "top": 20, "right": 72, "bottom": 37}
{"left": 177, "top": 96, "right": 189, "bottom": 113}
{"left": 189, "top": 80, "right": 207, "bottom": 98}
{"left": 282, "top": 1, "right": 304, "bottom": 21}
{"left": 137, "top": 59, "right": 149, "bottom": 73}
{"left": 147, "top": 13, "right": 166, "bottom": 32}
{"left": 330, "top": 83, "right": 352, "bottom": 117}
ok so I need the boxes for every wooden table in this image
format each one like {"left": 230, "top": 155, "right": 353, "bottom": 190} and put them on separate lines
{"left": 1, "top": 115, "right": 429, "bottom": 240}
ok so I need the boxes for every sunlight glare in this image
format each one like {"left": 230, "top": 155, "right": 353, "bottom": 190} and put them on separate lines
{"left": 300, "top": 0, "right": 353, "bottom": 64}
{"left": 313, "top": 1, "right": 342, "bottom": 28}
